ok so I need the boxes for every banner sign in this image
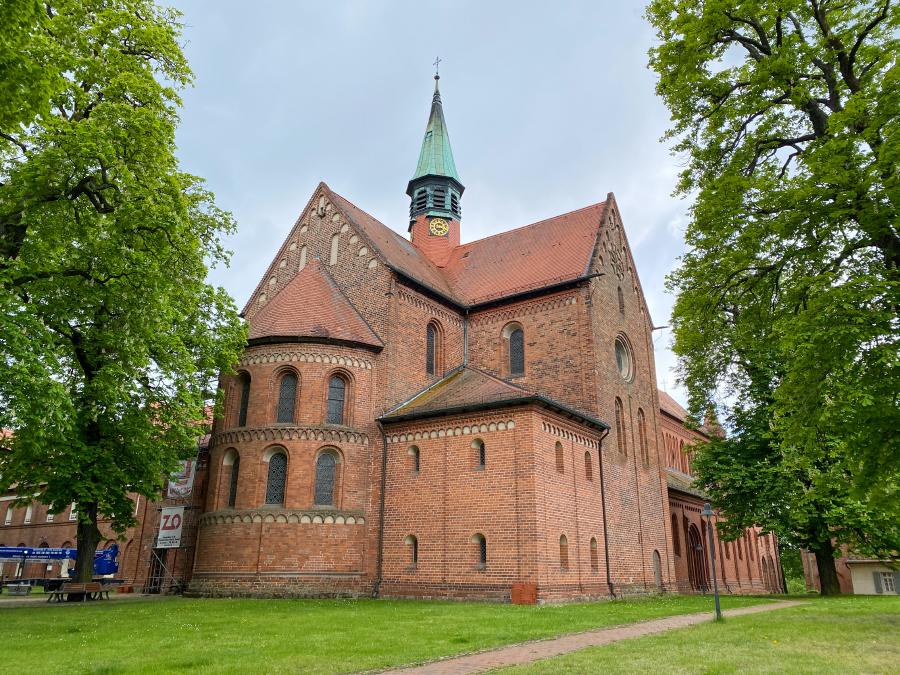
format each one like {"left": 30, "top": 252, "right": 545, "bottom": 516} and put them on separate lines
{"left": 0, "top": 545, "right": 118, "bottom": 573}
{"left": 0, "top": 547, "right": 73, "bottom": 562}
{"left": 157, "top": 507, "right": 185, "bottom": 549}
{"left": 166, "top": 458, "right": 197, "bottom": 499}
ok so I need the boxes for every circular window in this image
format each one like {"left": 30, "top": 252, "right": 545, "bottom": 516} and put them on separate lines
{"left": 615, "top": 336, "right": 633, "bottom": 381}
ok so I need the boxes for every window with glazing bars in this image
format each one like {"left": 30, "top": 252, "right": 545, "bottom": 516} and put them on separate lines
{"left": 315, "top": 453, "right": 336, "bottom": 505}
{"left": 228, "top": 456, "right": 240, "bottom": 507}
{"left": 426, "top": 324, "right": 436, "bottom": 375}
{"left": 326, "top": 376, "right": 346, "bottom": 424}
{"left": 474, "top": 440, "right": 486, "bottom": 469}
{"left": 475, "top": 534, "right": 487, "bottom": 567}
{"left": 265, "top": 453, "right": 286, "bottom": 505}
{"left": 509, "top": 328, "right": 525, "bottom": 376}
{"left": 276, "top": 373, "right": 297, "bottom": 423}
{"left": 237, "top": 374, "right": 251, "bottom": 427}
{"left": 409, "top": 536, "right": 418, "bottom": 566}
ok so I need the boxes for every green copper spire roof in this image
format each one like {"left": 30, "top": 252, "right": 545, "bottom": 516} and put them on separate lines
{"left": 411, "top": 77, "right": 460, "bottom": 182}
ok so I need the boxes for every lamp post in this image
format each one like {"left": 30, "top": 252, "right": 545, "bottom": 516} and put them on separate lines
{"left": 701, "top": 502, "right": 723, "bottom": 621}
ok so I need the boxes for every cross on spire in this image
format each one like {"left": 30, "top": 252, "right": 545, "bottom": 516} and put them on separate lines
{"left": 433, "top": 56, "right": 441, "bottom": 79}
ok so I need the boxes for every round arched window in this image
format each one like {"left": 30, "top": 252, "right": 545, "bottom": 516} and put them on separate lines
{"left": 615, "top": 336, "right": 633, "bottom": 381}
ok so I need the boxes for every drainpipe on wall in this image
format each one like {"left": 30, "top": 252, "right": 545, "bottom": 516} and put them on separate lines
{"left": 596, "top": 427, "right": 615, "bottom": 598}
{"left": 373, "top": 422, "right": 389, "bottom": 598}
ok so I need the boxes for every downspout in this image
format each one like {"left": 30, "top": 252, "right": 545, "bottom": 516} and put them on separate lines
{"left": 596, "top": 427, "right": 615, "bottom": 598}
{"left": 373, "top": 422, "right": 389, "bottom": 597}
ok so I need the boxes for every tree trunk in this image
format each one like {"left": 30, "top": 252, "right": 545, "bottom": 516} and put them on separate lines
{"left": 74, "top": 501, "right": 101, "bottom": 584}
{"left": 812, "top": 540, "right": 842, "bottom": 596}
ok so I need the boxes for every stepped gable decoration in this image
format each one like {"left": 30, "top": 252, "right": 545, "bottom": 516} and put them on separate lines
{"left": 247, "top": 258, "right": 383, "bottom": 349}
{"left": 325, "top": 186, "right": 460, "bottom": 301}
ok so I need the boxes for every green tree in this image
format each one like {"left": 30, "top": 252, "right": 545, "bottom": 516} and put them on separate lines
{"left": 647, "top": 1, "right": 900, "bottom": 594}
{"left": 0, "top": 0, "right": 246, "bottom": 581}
{"left": 0, "top": 0, "right": 55, "bottom": 136}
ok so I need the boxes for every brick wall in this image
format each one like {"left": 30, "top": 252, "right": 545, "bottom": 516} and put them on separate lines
{"left": 191, "top": 340, "right": 381, "bottom": 597}
{"left": 467, "top": 290, "right": 594, "bottom": 414}
{"left": 381, "top": 284, "right": 465, "bottom": 411}
{"left": 379, "top": 410, "right": 534, "bottom": 601}
{"left": 584, "top": 201, "right": 674, "bottom": 595}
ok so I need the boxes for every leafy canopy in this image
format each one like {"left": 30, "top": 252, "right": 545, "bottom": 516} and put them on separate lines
{"left": 0, "top": 1, "right": 246, "bottom": 540}
{"left": 647, "top": 0, "right": 899, "bottom": 558}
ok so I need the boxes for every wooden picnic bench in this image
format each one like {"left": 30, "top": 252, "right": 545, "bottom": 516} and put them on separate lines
{"left": 47, "top": 582, "right": 109, "bottom": 603}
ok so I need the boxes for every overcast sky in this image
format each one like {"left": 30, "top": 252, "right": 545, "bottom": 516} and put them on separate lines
{"left": 172, "top": 0, "right": 692, "bottom": 405}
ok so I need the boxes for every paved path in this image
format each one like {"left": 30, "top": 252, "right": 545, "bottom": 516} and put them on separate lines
{"left": 387, "top": 600, "right": 805, "bottom": 674}
{"left": 0, "top": 592, "right": 171, "bottom": 609}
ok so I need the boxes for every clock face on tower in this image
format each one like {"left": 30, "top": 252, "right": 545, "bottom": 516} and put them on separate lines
{"left": 429, "top": 218, "right": 449, "bottom": 237}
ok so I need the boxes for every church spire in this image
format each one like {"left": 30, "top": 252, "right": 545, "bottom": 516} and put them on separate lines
{"left": 406, "top": 65, "right": 464, "bottom": 266}
{"left": 409, "top": 75, "right": 460, "bottom": 185}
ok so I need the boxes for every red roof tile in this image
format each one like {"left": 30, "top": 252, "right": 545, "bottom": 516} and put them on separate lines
{"left": 658, "top": 390, "right": 689, "bottom": 422}
{"left": 384, "top": 367, "right": 535, "bottom": 419}
{"left": 382, "top": 366, "right": 609, "bottom": 430}
{"left": 442, "top": 202, "right": 608, "bottom": 305}
{"left": 324, "top": 185, "right": 606, "bottom": 307}
{"left": 248, "top": 259, "right": 383, "bottom": 348}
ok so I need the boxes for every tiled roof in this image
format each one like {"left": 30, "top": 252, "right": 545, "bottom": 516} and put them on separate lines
{"left": 248, "top": 259, "right": 383, "bottom": 349}
{"left": 442, "top": 202, "right": 607, "bottom": 305}
{"left": 381, "top": 366, "right": 609, "bottom": 430}
{"left": 325, "top": 184, "right": 607, "bottom": 307}
{"left": 658, "top": 390, "right": 689, "bottom": 422}
{"left": 384, "top": 367, "right": 534, "bottom": 419}
{"left": 666, "top": 469, "right": 708, "bottom": 500}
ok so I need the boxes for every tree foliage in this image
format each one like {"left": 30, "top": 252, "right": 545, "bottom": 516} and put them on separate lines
{"left": 0, "top": 0, "right": 56, "bottom": 135}
{"left": 0, "top": 0, "right": 246, "bottom": 580}
{"left": 647, "top": 1, "right": 899, "bottom": 592}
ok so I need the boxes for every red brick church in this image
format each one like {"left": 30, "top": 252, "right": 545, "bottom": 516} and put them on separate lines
{"left": 1, "top": 77, "right": 780, "bottom": 601}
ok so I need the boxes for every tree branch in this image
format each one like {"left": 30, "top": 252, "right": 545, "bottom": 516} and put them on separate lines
{"left": 0, "top": 132, "right": 29, "bottom": 156}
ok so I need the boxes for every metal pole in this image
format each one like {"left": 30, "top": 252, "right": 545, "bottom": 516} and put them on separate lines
{"left": 703, "top": 503, "right": 722, "bottom": 621}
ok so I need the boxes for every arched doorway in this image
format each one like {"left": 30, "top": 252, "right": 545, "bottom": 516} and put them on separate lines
{"left": 687, "top": 524, "right": 709, "bottom": 592}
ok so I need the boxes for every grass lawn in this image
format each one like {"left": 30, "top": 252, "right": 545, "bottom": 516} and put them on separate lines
{"left": 502, "top": 595, "right": 900, "bottom": 674}
{"left": 2, "top": 593, "right": 769, "bottom": 673}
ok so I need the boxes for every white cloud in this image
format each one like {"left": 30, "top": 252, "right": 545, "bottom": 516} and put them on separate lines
{"left": 174, "top": 0, "right": 692, "bottom": 408}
